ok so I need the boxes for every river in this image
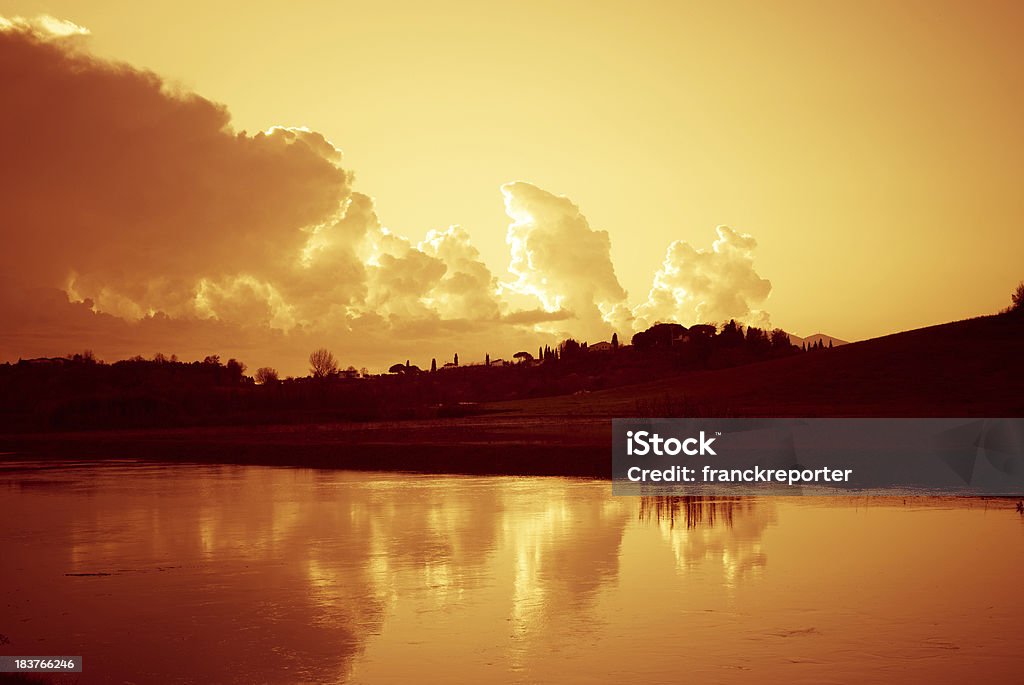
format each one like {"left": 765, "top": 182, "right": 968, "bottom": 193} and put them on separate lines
{"left": 1, "top": 460, "right": 1021, "bottom": 683}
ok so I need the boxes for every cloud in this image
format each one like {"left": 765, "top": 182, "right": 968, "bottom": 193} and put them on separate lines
{"left": 0, "top": 21, "right": 519, "bottom": 372}
{"left": 633, "top": 226, "right": 772, "bottom": 330}
{"left": 418, "top": 226, "right": 501, "bottom": 321}
{"left": 0, "top": 22, "right": 352, "bottom": 306}
{"left": 499, "top": 308, "right": 575, "bottom": 325}
{"left": 0, "top": 18, "right": 778, "bottom": 373}
{"left": 499, "top": 182, "right": 629, "bottom": 339}
{"left": 0, "top": 14, "right": 89, "bottom": 37}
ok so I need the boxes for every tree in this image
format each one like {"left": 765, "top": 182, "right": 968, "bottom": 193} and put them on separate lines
{"left": 254, "top": 367, "right": 279, "bottom": 385}
{"left": 559, "top": 339, "right": 583, "bottom": 359}
{"left": 389, "top": 363, "right": 406, "bottom": 374}
{"left": 225, "top": 358, "right": 246, "bottom": 384}
{"left": 611, "top": 332, "right": 619, "bottom": 349}
{"left": 631, "top": 323, "right": 685, "bottom": 351}
{"left": 745, "top": 326, "right": 768, "bottom": 348}
{"left": 454, "top": 353, "right": 459, "bottom": 366}
{"left": 513, "top": 351, "right": 534, "bottom": 363}
{"left": 770, "top": 328, "right": 791, "bottom": 350}
{"left": 486, "top": 353, "right": 490, "bottom": 366}
{"left": 1011, "top": 281, "right": 1024, "bottom": 313}
{"left": 68, "top": 349, "right": 97, "bottom": 364}
{"left": 309, "top": 348, "right": 338, "bottom": 379}
{"left": 431, "top": 358, "right": 437, "bottom": 373}
{"left": 718, "top": 320, "right": 744, "bottom": 347}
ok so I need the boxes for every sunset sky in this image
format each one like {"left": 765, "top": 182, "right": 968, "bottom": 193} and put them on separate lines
{"left": 1, "top": 1, "right": 1022, "bottom": 374}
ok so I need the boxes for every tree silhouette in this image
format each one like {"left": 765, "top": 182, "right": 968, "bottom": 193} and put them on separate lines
{"left": 431, "top": 358, "right": 437, "bottom": 373}
{"left": 559, "top": 339, "right": 583, "bottom": 359}
{"left": 513, "top": 351, "right": 534, "bottom": 363}
{"left": 226, "top": 359, "right": 246, "bottom": 384}
{"left": 769, "top": 328, "right": 791, "bottom": 350}
{"left": 719, "top": 320, "right": 744, "bottom": 347}
{"left": 254, "top": 366, "right": 279, "bottom": 385}
{"left": 486, "top": 353, "right": 490, "bottom": 366}
{"left": 1011, "top": 281, "right": 1024, "bottom": 313}
{"left": 745, "top": 326, "right": 768, "bottom": 350}
{"left": 454, "top": 353, "right": 459, "bottom": 366}
{"left": 612, "top": 332, "right": 619, "bottom": 349}
{"left": 631, "top": 323, "right": 685, "bottom": 350}
{"left": 309, "top": 348, "right": 338, "bottom": 379}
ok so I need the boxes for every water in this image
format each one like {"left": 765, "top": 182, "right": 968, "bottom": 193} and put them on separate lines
{"left": 1, "top": 461, "right": 1021, "bottom": 684}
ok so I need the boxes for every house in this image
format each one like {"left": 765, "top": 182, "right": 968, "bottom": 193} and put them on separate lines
{"left": 588, "top": 341, "right": 614, "bottom": 352}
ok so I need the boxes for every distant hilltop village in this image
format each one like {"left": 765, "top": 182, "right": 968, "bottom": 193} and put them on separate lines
{"left": 385, "top": 321, "right": 844, "bottom": 376}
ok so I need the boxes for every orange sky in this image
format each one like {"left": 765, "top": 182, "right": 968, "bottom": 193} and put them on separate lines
{"left": 1, "top": 1, "right": 1022, "bottom": 373}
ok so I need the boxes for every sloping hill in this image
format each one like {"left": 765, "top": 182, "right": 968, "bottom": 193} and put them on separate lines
{"left": 491, "top": 313, "right": 1024, "bottom": 418}
{"left": 789, "top": 332, "right": 849, "bottom": 348}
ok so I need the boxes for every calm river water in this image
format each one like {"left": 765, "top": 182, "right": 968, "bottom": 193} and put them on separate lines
{"left": 1, "top": 460, "right": 1021, "bottom": 684}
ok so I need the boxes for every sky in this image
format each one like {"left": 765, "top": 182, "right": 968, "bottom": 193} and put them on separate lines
{"left": 1, "top": 1, "right": 1022, "bottom": 374}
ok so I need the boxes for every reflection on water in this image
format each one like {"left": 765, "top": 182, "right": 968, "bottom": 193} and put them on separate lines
{"left": 640, "top": 497, "right": 775, "bottom": 585}
{"left": 0, "top": 462, "right": 1021, "bottom": 684}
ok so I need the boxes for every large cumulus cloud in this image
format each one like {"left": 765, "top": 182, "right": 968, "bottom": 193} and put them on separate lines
{"left": 0, "top": 23, "right": 351, "bottom": 302}
{"left": 0, "top": 21, "right": 523, "bottom": 372}
{"left": 633, "top": 226, "right": 772, "bottom": 330}
{"left": 0, "top": 18, "right": 777, "bottom": 373}
{"left": 500, "top": 182, "right": 630, "bottom": 339}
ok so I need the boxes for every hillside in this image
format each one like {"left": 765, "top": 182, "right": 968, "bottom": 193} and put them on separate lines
{"left": 788, "top": 332, "right": 849, "bottom": 348}
{"left": 489, "top": 313, "right": 1023, "bottom": 418}
{"left": 3, "top": 312, "right": 1021, "bottom": 477}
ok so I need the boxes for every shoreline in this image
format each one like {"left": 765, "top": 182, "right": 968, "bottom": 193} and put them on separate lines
{"left": 0, "top": 416, "right": 613, "bottom": 478}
